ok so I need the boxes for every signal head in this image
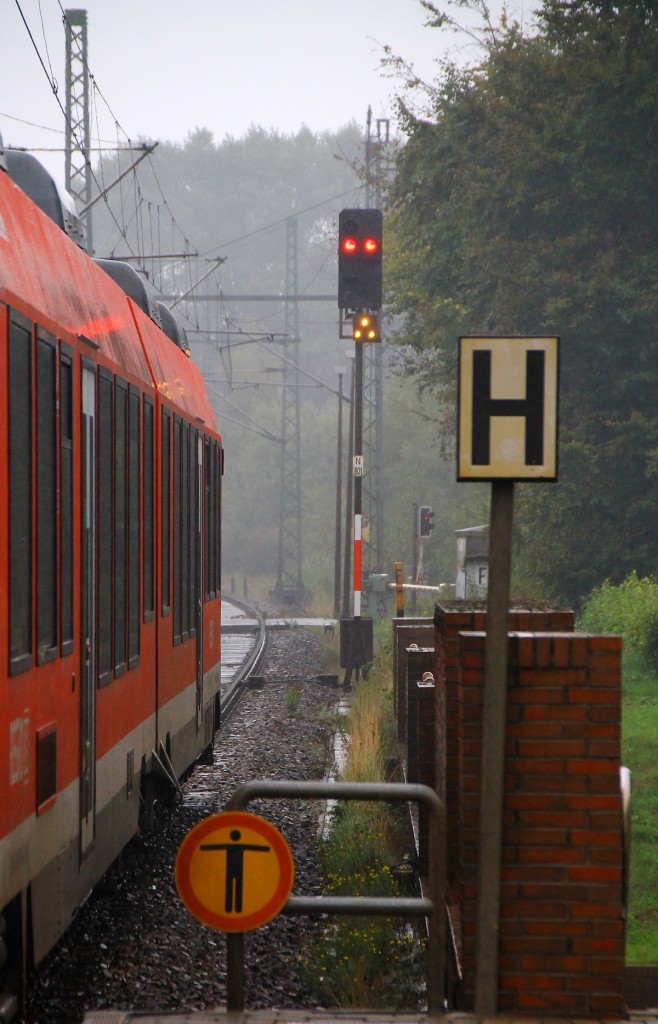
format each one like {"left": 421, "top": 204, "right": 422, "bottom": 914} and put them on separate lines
{"left": 338, "top": 208, "right": 383, "bottom": 311}
{"left": 352, "top": 311, "right": 380, "bottom": 343}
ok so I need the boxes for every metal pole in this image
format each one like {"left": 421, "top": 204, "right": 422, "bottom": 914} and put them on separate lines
{"left": 412, "top": 503, "right": 418, "bottom": 617}
{"left": 474, "top": 479, "right": 515, "bottom": 1015}
{"left": 394, "top": 560, "right": 405, "bottom": 618}
{"left": 341, "top": 365, "right": 354, "bottom": 620}
{"left": 226, "top": 932, "right": 244, "bottom": 1012}
{"left": 334, "top": 371, "right": 344, "bottom": 617}
{"left": 226, "top": 779, "right": 446, "bottom": 1015}
{"left": 353, "top": 344, "right": 364, "bottom": 618}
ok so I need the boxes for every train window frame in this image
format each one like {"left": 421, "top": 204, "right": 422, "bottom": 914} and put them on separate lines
{"left": 188, "top": 425, "right": 197, "bottom": 640}
{"left": 127, "top": 384, "right": 141, "bottom": 670}
{"left": 113, "top": 377, "right": 128, "bottom": 679}
{"left": 161, "top": 407, "right": 171, "bottom": 618}
{"left": 213, "top": 440, "right": 222, "bottom": 597}
{"left": 204, "top": 435, "right": 212, "bottom": 602}
{"left": 60, "top": 344, "right": 74, "bottom": 657}
{"left": 173, "top": 414, "right": 182, "bottom": 645}
{"left": 35, "top": 329, "right": 58, "bottom": 666}
{"left": 143, "top": 396, "right": 154, "bottom": 623}
{"left": 97, "top": 367, "right": 114, "bottom": 688}
{"left": 8, "top": 310, "right": 33, "bottom": 676}
{"left": 180, "top": 418, "right": 190, "bottom": 643}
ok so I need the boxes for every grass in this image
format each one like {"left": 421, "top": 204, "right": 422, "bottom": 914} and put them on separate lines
{"left": 301, "top": 643, "right": 426, "bottom": 1008}
{"left": 321, "top": 624, "right": 658, "bottom": 969}
{"left": 622, "top": 651, "right": 658, "bottom": 964}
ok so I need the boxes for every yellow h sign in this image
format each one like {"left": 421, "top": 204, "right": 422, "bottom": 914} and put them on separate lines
{"left": 458, "top": 336, "right": 559, "bottom": 481}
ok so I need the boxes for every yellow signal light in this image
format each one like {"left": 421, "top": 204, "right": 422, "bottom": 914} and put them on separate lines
{"left": 352, "top": 312, "right": 380, "bottom": 342}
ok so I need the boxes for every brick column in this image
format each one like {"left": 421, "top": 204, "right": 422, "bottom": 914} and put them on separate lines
{"left": 416, "top": 675, "right": 437, "bottom": 876}
{"left": 457, "top": 630, "right": 624, "bottom": 1016}
{"left": 405, "top": 646, "right": 434, "bottom": 783}
{"left": 392, "top": 620, "right": 433, "bottom": 746}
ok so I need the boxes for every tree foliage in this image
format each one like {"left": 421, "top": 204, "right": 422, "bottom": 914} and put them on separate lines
{"left": 385, "top": 0, "right": 658, "bottom": 605}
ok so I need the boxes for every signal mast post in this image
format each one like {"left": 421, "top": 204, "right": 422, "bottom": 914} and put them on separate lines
{"left": 337, "top": 208, "right": 382, "bottom": 686}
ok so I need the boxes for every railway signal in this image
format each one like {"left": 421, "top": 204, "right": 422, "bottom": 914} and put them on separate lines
{"left": 338, "top": 208, "right": 383, "bottom": 311}
{"left": 352, "top": 312, "right": 380, "bottom": 342}
{"left": 419, "top": 505, "right": 434, "bottom": 537}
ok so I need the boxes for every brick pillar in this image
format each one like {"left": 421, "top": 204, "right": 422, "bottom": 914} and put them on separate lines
{"left": 405, "top": 646, "right": 434, "bottom": 783}
{"left": 457, "top": 630, "right": 624, "bottom": 1016}
{"left": 392, "top": 620, "right": 433, "bottom": 747}
{"left": 416, "top": 675, "right": 436, "bottom": 876}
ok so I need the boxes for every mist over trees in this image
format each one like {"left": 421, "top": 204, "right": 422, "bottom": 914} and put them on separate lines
{"left": 386, "top": 0, "right": 658, "bottom": 606}
{"left": 93, "top": 122, "right": 478, "bottom": 603}
{"left": 92, "top": 0, "right": 658, "bottom": 609}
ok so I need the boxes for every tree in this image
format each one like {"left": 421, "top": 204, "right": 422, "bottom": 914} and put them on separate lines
{"left": 385, "top": 0, "right": 658, "bottom": 605}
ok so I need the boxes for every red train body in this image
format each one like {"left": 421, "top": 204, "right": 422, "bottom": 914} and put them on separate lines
{"left": 0, "top": 152, "right": 222, "bottom": 1011}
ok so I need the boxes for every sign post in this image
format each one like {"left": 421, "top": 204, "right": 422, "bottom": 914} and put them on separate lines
{"left": 457, "top": 336, "right": 559, "bottom": 1015}
{"left": 175, "top": 810, "right": 295, "bottom": 1012}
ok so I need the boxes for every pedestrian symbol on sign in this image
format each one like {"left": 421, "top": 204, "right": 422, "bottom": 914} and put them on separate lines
{"left": 175, "top": 811, "right": 294, "bottom": 932}
{"left": 200, "top": 829, "right": 270, "bottom": 913}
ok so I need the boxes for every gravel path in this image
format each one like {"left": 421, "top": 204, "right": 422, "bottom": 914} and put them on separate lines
{"left": 22, "top": 627, "right": 339, "bottom": 1023}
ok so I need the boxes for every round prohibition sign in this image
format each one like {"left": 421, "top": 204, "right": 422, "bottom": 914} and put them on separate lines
{"left": 175, "top": 811, "right": 294, "bottom": 933}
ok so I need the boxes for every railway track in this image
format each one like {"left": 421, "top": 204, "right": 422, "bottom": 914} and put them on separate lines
{"left": 21, "top": 618, "right": 334, "bottom": 1023}
{"left": 220, "top": 596, "right": 269, "bottom": 719}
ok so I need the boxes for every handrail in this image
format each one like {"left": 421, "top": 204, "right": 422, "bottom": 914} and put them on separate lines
{"left": 224, "top": 780, "right": 446, "bottom": 1015}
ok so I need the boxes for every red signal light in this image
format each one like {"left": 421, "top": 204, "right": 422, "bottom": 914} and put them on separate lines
{"left": 363, "top": 237, "right": 379, "bottom": 254}
{"left": 341, "top": 237, "right": 358, "bottom": 255}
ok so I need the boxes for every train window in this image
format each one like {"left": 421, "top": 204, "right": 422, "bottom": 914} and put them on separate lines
{"left": 204, "top": 436, "right": 212, "bottom": 601}
{"left": 98, "top": 369, "right": 113, "bottom": 686}
{"left": 173, "top": 415, "right": 182, "bottom": 644}
{"left": 36, "top": 333, "right": 58, "bottom": 665}
{"left": 114, "top": 378, "right": 127, "bottom": 677}
{"left": 60, "top": 347, "right": 73, "bottom": 655}
{"left": 214, "top": 441, "right": 222, "bottom": 596}
{"left": 188, "top": 427, "right": 198, "bottom": 637}
{"left": 128, "top": 385, "right": 140, "bottom": 669}
{"left": 143, "top": 397, "right": 154, "bottom": 622}
{"left": 161, "top": 408, "right": 171, "bottom": 616}
{"left": 8, "top": 313, "right": 32, "bottom": 675}
{"left": 181, "top": 420, "right": 189, "bottom": 641}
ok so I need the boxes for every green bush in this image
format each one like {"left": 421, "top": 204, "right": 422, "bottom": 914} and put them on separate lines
{"left": 578, "top": 571, "right": 658, "bottom": 665}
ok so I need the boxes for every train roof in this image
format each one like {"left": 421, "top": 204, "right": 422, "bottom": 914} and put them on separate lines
{"left": 0, "top": 160, "right": 218, "bottom": 435}
{"left": 4, "top": 150, "right": 84, "bottom": 247}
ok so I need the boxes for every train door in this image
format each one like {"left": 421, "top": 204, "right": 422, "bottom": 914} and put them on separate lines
{"left": 195, "top": 431, "right": 203, "bottom": 730}
{"left": 80, "top": 362, "right": 96, "bottom": 857}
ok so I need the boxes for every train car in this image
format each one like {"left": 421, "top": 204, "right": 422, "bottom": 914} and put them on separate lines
{"left": 0, "top": 146, "right": 222, "bottom": 1018}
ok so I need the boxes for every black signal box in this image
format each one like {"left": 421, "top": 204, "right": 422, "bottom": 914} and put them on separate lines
{"left": 338, "top": 208, "right": 383, "bottom": 311}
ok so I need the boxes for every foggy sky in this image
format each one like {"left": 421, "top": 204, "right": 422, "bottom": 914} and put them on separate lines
{"left": 3, "top": 0, "right": 539, "bottom": 181}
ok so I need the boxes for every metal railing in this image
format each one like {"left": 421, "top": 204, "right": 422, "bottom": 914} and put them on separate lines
{"left": 224, "top": 780, "right": 446, "bottom": 1014}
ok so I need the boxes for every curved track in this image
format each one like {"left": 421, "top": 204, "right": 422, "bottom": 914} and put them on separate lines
{"left": 220, "top": 596, "right": 268, "bottom": 719}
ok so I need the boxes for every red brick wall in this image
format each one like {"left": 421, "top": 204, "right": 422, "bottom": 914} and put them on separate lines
{"left": 433, "top": 603, "right": 575, "bottom": 894}
{"left": 455, "top": 629, "right": 624, "bottom": 1016}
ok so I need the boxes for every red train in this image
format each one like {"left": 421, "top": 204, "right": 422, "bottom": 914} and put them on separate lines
{"left": 0, "top": 145, "right": 222, "bottom": 1015}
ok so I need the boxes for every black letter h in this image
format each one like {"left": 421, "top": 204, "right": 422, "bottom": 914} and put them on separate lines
{"left": 471, "top": 349, "right": 544, "bottom": 466}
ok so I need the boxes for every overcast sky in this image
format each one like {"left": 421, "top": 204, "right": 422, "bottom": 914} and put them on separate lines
{"left": 3, "top": 0, "right": 540, "bottom": 182}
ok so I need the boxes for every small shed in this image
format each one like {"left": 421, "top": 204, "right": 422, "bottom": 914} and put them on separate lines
{"left": 455, "top": 525, "right": 489, "bottom": 599}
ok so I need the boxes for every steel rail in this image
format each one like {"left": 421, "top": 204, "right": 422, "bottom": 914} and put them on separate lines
{"left": 219, "top": 597, "right": 269, "bottom": 721}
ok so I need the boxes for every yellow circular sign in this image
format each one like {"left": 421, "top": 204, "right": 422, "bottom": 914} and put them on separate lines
{"left": 175, "top": 811, "right": 294, "bottom": 932}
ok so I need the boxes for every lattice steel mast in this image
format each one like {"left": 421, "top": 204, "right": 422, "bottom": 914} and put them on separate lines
{"left": 65, "top": 9, "right": 92, "bottom": 251}
{"left": 273, "top": 216, "right": 305, "bottom": 605}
